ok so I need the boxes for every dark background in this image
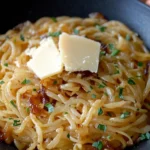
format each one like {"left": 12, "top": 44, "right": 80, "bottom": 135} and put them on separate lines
{"left": 0, "top": 0, "right": 150, "bottom": 149}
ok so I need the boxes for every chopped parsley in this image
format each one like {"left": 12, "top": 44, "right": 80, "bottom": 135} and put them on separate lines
{"left": 44, "top": 103, "right": 54, "bottom": 113}
{"left": 0, "top": 80, "right": 5, "bottom": 84}
{"left": 51, "top": 17, "right": 57, "bottom": 22}
{"left": 20, "top": 34, "right": 25, "bottom": 41}
{"left": 119, "top": 87, "right": 124, "bottom": 99}
{"left": 128, "top": 78, "right": 136, "bottom": 85}
{"left": 21, "top": 79, "right": 31, "bottom": 84}
{"left": 111, "top": 49, "right": 120, "bottom": 56}
{"left": 26, "top": 107, "right": 30, "bottom": 113}
{"left": 67, "top": 133, "right": 70, "bottom": 139}
{"left": 138, "top": 62, "right": 143, "bottom": 67}
{"left": 64, "top": 112, "right": 68, "bottom": 114}
{"left": 120, "top": 112, "right": 130, "bottom": 119}
{"left": 107, "top": 135, "right": 111, "bottom": 140}
{"left": 100, "top": 51, "right": 106, "bottom": 56}
{"left": 53, "top": 80, "right": 57, "bottom": 85}
{"left": 98, "top": 108, "right": 103, "bottom": 115}
{"left": 91, "top": 94, "right": 96, "bottom": 99}
{"left": 92, "top": 141, "right": 103, "bottom": 150}
{"left": 104, "top": 92, "right": 108, "bottom": 96}
{"left": 108, "top": 43, "right": 114, "bottom": 50}
{"left": 96, "top": 25, "right": 107, "bottom": 32}
{"left": 114, "top": 69, "right": 120, "bottom": 74}
{"left": 33, "top": 88, "right": 37, "bottom": 91}
{"left": 13, "top": 120, "right": 21, "bottom": 126}
{"left": 108, "top": 43, "right": 120, "bottom": 56}
{"left": 126, "top": 34, "right": 131, "bottom": 41}
{"left": 4, "top": 63, "right": 8, "bottom": 67}
{"left": 49, "top": 31, "right": 61, "bottom": 37}
{"left": 97, "top": 124, "right": 107, "bottom": 132}
{"left": 98, "top": 82, "right": 106, "bottom": 88}
{"left": 73, "top": 29, "right": 79, "bottom": 35}
{"left": 10, "top": 100, "right": 16, "bottom": 108}
{"left": 140, "top": 132, "right": 150, "bottom": 141}
{"left": 90, "top": 86, "right": 93, "bottom": 90}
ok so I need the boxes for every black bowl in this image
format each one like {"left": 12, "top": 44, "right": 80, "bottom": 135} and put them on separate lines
{"left": 0, "top": 0, "right": 150, "bottom": 149}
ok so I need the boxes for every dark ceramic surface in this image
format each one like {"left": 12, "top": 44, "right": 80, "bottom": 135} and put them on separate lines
{"left": 0, "top": 0, "right": 150, "bottom": 149}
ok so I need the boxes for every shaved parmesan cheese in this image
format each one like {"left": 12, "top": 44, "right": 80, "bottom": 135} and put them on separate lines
{"left": 27, "top": 38, "right": 63, "bottom": 79}
{"left": 59, "top": 33, "right": 101, "bottom": 73}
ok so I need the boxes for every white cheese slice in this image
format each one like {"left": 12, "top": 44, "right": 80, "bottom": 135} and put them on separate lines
{"left": 27, "top": 38, "right": 63, "bottom": 79}
{"left": 25, "top": 47, "right": 37, "bottom": 57}
{"left": 59, "top": 33, "right": 101, "bottom": 73}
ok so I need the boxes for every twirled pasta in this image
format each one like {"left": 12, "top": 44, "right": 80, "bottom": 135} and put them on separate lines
{"left": 0, "top": 13, "right": 150, "bottom": 150}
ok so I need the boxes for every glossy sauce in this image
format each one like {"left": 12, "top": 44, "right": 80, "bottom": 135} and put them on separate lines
{"left": 29, "top": 86, "right": 49, "bottom": 116}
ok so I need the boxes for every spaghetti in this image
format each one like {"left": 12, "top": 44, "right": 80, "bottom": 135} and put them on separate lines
{"left": 0, "top": 13, "right": 150, "bottom": 150}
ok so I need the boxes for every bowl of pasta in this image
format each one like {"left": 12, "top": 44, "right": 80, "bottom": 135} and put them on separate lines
{"left": 0, "top": 0, "right": 150, "bottom": 150}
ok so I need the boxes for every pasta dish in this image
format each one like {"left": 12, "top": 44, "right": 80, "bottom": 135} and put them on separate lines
{"left": 0, "top": 13, "right": 150, "bottom": 150}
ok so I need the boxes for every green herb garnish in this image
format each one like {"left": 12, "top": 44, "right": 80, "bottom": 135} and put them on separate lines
{"left": 4, "top": 63, "right": 8, "bottom": 67}
{"left": 98, "top": 82, "right": 106, "bottom": 88}
{"left": 64, "top": 112, "right": 68, "bottom": 114}
{"left": 128, "top": 78, "right": 136, "bottom": 85}
{"left": 120, "top": 112, "right": 130, "bottom": 119}
{"left": 138, "top": 62, "right": 143, "bottom": 67}
{"left": 107, "top": 135, "right": 111, "bottom": 140}
{"left": 20, "top": 34, "right": 25, "bottom": 41}
{"left": 26, "top": 107, "right": 30, "bottom": 113}
{"left": 97, "top": 124, "right": 107, "bottom": 132}
{"left": 53, "top": 80, "right": 57, "bottom": 85}
{"left": 33, "top": 88, "right": 37, "bottom": 91}
{"left": 108, "top": 43, "right": 115, "bottom": 50}
{"left": 140, "top": 132, "right": 150, "bottom": 141}
{"left": 10, "top": 100, "right": 16, "bottom": 108}
{"left": 91, "top": 94, "right": 96, "bottom": 99}
{"left": 111, "top": 49, "right": 120, "bottom": 56}
{"left": 45, "top": 103, "right": 54, "bottom": 113}
{"left": 98, "top": 108, "right": 103, "bottom": 115}
{"left": 51, "top": 17, "right": 57, "bottom": 22}
{"left": 126, "top": 34, "right": 131, "bottom": 41}
{"left": 100, "top": 51, "right": 106, "bottom": 56}
{"left": 49, "top": 31, "right": 61, "bottom": 37}
{"left": 67, "top": 133, "right": 70, "bottom": 139}
{"left": 114, "top": 69, "right": 120, "bottom": 74}
{"left": 21, "top": 79, "right": 31, "bottom": 84}
{"left": 119, "top": 87, "right": 124, "bottom": 99}
{"left": 73, "top": 29, "right": 79, "bottom": 35}
{"left": 96, "top": 25, "right": 107, "bottom": 32}
{"left": 13, "top": 120, "right": 21, "bottom": 126}
{"left": 92, "top": 141, "right": 103, "bottom": 150}
{"left": 0, "top": 81, "right": 5, "bottom": 84}
{"left": 108, "top": 43, "right": 120, "bottom": 56}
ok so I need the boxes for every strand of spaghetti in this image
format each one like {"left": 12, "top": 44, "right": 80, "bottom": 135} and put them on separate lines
{"left": 46, "top": 90, "right": 62, "bottom": 102}
{"left": 64, "top": 114, "right": 76, "bottom": 129}
{"left": 14, "top": 116, "right": 31, "bottom": 134}
{"left": 16, "top": 85, "right": 35, "bottom": 118}
{"left": 68, "top": 78, "right": 92, "bottom": 92}
{"left": 2, "top": 84, "right": 22, "bottom": 118}
{"left": 119, "top": 114, "right": 147, "bottom": 131}
{"left": 82, "top": 99, "right": 102, "bottom": 126}
{"left": 143, "top": 69, "right": 150, "bottom": 100}
{"left": 46, "top": 128, "right": 63, "bottom": 149}
{"left": 58, "top": 94, "right": 68, "bottom": 104}
{"left": 107, "top": 126, "right": 133, "bottom": 145}
{"left": 30, "top": 113, "right": 44, "bottom": 150}
{"left": 73, "top": 143, "right": 82, "bottom": 150}
{"left": 104, "top": 101, "right": 128, "bottom": 108}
